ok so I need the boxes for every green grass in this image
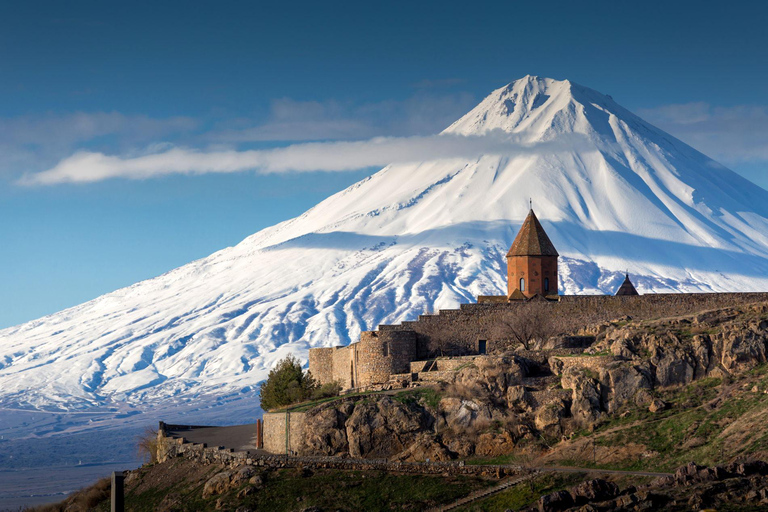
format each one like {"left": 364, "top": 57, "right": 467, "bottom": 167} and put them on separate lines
{"left": 235, "top": 469, "right": 493, "bottom": 512}
{"left": 394, "top": 387, "right": 442, "bottom": 409}
{"left": 123, "top": 463, "right": 220, "bottom": 512}
{"left": 453, "top": 472, "right": 588, "bottom": 511}
{"left": 273, "top": 390, "right": 373, "bottom": 413}
{"left": 568, "top": 377, "right": 768, "bottom": 472}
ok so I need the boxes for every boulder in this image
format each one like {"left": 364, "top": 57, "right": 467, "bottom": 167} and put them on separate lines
{"left": 537, "top": 489, "right": 574, "bottom": 511}
{"left": 203, "top": 470, "right": 233, "bottom": 498}
{"left": 563, "top": 368, "right": 602, "bottom": 426}
{"left": 648, "top": 398, "right": 667, "bottom": 413}
{"left": 506, "top": 384, "right": 530, "bottom": 410}
{"left": 534, "top": 399, "right": 567, "bottom": 432}
{"left": 603, "top": 362, "right": 652, "bottom": 413}
{"left": 454, "top": 356, "right": 526, "bottom": 402}
{"left": 570, "top": 478, "right": 620, "bottom": 504}
{"left": 300, "top": 405, "right": 350, "bottom": 456}
{"left": 345, "top": 396, "right": 432, "bottom": 458}
{"left": 390, "top": 432, "right": 453, "bottom": 462}
{"left": 475, "top": 431, "right": 515, "bottom": 457}
{"left": 230, "top": 465, "right": 257, "bottom": 486}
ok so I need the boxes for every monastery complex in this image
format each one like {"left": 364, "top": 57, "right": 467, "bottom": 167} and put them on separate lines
{"left": 307, "top": 210, "right": 765, "bottom": 394}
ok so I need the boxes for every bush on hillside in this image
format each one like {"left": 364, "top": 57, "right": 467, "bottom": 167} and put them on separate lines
{"left": 312, "top": 380, "right": 343, "bottom": 400}
{"left": 260, "top": 355, "right": 326, "bottom": 410}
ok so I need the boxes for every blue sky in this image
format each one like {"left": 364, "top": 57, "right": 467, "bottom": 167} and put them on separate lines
{"left": 2, "top": 0, "right": 768, "bottom": 328}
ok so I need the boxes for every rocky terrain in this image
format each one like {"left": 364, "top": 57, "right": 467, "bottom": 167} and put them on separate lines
{"left": 296, "top": 300, "right": 768, "bottom": 468}
{"left": 32, "top": 300, "right": 768, "bottom": 511}
{"left": 530, "top": 461, "right": 768, "bottom": 511}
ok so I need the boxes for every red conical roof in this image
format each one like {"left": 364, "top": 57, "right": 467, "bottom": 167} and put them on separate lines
{"left": 507, "top": 209, "right": 559, "bottom": 257}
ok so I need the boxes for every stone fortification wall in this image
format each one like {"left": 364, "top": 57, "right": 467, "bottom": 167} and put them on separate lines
{"left": 308, "top": 347, "right": 334, "bottom": 385}
{"left": 263, "top": 411, "right": 306, "bottom": 455}
{"left": 409, "top": 292, "right": 768, "bottom": 355}
{"left": 332, "top": 346, "right": 355, "bottom": 389}
{"left": 156, "top": 425, "right": 526, "bottom": 478}
{"left": 309, "top": 330, "right": 417, "bottom": 389}
{"left": 310, "top": 292, "right": 768, "bottom": 391}
{"left": 355, "top": 330, "right": 417, "bottom": 387}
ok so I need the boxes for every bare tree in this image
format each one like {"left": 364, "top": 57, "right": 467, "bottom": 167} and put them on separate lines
{"left": 414, "top": 316, "right": 483, "bottom": 357}
{"left": 495, "top": 303, "right": 557, "bottom": 350}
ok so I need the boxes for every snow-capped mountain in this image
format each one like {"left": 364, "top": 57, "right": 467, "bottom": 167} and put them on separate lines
{"left": 3, "top": 76, "right": 768, "bottom": 413}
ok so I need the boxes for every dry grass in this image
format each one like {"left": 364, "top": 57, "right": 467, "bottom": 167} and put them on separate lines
{"left": 30, "top": 477, "right": 111, "bottom": 512}
{"left": 136, "top": 425, "right": 159, "bottom": 464}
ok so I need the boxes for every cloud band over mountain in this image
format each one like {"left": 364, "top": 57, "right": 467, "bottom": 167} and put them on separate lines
{"left": 19, "top": 132, "right": 591, "bottom": 185}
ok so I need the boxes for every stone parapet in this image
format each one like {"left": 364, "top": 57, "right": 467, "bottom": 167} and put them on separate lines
{"left": 263, "top": 411, "right": 307, "bottom": 455}
{"left": 157, "top": 425, "right": 528, "bottom": 478}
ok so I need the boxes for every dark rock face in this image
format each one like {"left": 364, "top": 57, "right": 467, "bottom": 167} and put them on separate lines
{"left": 529, "top": 462, "right": 768, "bottom": 511}
{"left": 537, "top": 489, "right": 574, "bottom": 512}
{"left": 300, "top": 405, "right": 351, "bottom": 456}
{"left": 570, "top": 478, "right": 620, "bottom": 504}
{"left": 346, "top": 396, "right": 433, "bottom": 458}
{"left": 299, "top": 396, "right": 435, "bottom": 459}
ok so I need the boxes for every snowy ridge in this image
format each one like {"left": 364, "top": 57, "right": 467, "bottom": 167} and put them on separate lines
{"left": 2, "top": 75, "right": 768, "bottom": 414}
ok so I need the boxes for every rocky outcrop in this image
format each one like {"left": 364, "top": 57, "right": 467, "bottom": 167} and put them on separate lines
{"left": 300, "top": 403, "right": 353, "bottom": 456}
{"left": 530, "top": 462, "right": 768, "bottom": 511}
{"left": 296, "top": 303, "right": 768, "bottom": 464}
{"left": 298, "top": 395, "right": 436, "bottom": 459}
{"left": 345, "top": 397, "right": 434, "bottom": 458}
{"left": 202, "top": 465, "right": 261, "bottom": 498}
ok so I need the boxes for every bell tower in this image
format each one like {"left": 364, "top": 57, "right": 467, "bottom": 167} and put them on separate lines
{"left": 507, "top": 208, "right": 559, "bottom": 299}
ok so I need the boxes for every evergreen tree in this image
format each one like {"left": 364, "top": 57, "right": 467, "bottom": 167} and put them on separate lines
{"left": 259, "top": 355, "right": 317, "bottom": 410}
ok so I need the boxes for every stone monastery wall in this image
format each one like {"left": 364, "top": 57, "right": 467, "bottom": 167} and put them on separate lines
{"left": 310, "top": 292, "right": 768, "bottom": 390}
{"left": 311, "top": 330, "right": 417, "bottom": 389}
{"left": 263, "top": 411, "right": 306, "bottom": 455}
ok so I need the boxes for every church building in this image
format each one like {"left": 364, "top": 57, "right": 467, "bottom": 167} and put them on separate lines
{"left": 506, "top": 209, "right": 559, "bottom": 300}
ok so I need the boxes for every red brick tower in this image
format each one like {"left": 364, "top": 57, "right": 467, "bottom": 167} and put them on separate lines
{"left": 507, "top": 209, "right": 559, "bottom": 299}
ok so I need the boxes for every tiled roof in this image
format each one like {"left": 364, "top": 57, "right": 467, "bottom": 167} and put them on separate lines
{"left": 615, "top": 274, "right": 640, "bottom": 296}
{"left": 507, "top": 209, "right": 559, "bottom": 257}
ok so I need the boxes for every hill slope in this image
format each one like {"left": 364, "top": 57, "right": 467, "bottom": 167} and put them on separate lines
{"left": 2, "top": 75, "right": 768, "bottom": 413}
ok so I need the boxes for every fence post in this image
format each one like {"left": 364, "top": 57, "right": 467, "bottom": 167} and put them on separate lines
{"left": 111, "top": 471, "right": 124, "bottom": 512}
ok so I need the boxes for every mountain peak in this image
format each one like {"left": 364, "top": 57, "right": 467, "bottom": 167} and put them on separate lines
{"left": 443, "top": 75, "right": 613, "bottom": 138}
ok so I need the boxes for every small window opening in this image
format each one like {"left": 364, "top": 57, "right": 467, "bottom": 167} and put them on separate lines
{"left": 478, "top": 340, "right": 487, "bottom": 355}
{"left": 544, "top": 277, "right": 550, "bottom": 292}
{"left": 382, "top": 342, "right": 389, "bottom": 357}
{"left": 520, "top": 278, "right": 525, "bottom": 292}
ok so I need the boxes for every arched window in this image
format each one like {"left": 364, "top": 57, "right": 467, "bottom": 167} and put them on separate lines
{"left": 519, "top": 278, "right": 525, "bottom": 292}
{"left": 544, "top": 277, "right": 550, "bottom": 292}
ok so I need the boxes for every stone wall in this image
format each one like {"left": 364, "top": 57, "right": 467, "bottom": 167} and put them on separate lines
{"left": 355, "top": 330, "right": 417, "bottom": 387}
{"left": 156, "top": 425, "right": 526, "bottom": 478}
{"left": 263, "top": 411, "right": 307, "bottom": 455}
{"left": 310, "top": 330, "right": 417, "bottom": 389}
{"left": 308, "top": 347, "right": 334, "bottom": 385}
{"left": 310, "top": 292, "right": 768, "bottom": 392}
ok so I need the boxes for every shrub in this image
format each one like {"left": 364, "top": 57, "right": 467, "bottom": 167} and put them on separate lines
{"left": 312, "top": 381, "right": 342, "bottom": 400}
{"left": 259, "top": 355, "right": 318, "bottom": 410}
{"left": 137, "top": 425, "right": 159, "bottom": 464}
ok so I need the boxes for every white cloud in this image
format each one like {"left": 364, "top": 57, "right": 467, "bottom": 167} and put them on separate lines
{"left": 0, "top": 112, "right": 199, "bottom": 178}
{"left": 637, "top": 103, "right": 768, "bottom": 163}
{"left": 19, "top": 132, "right": 591, "bottom": 186}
